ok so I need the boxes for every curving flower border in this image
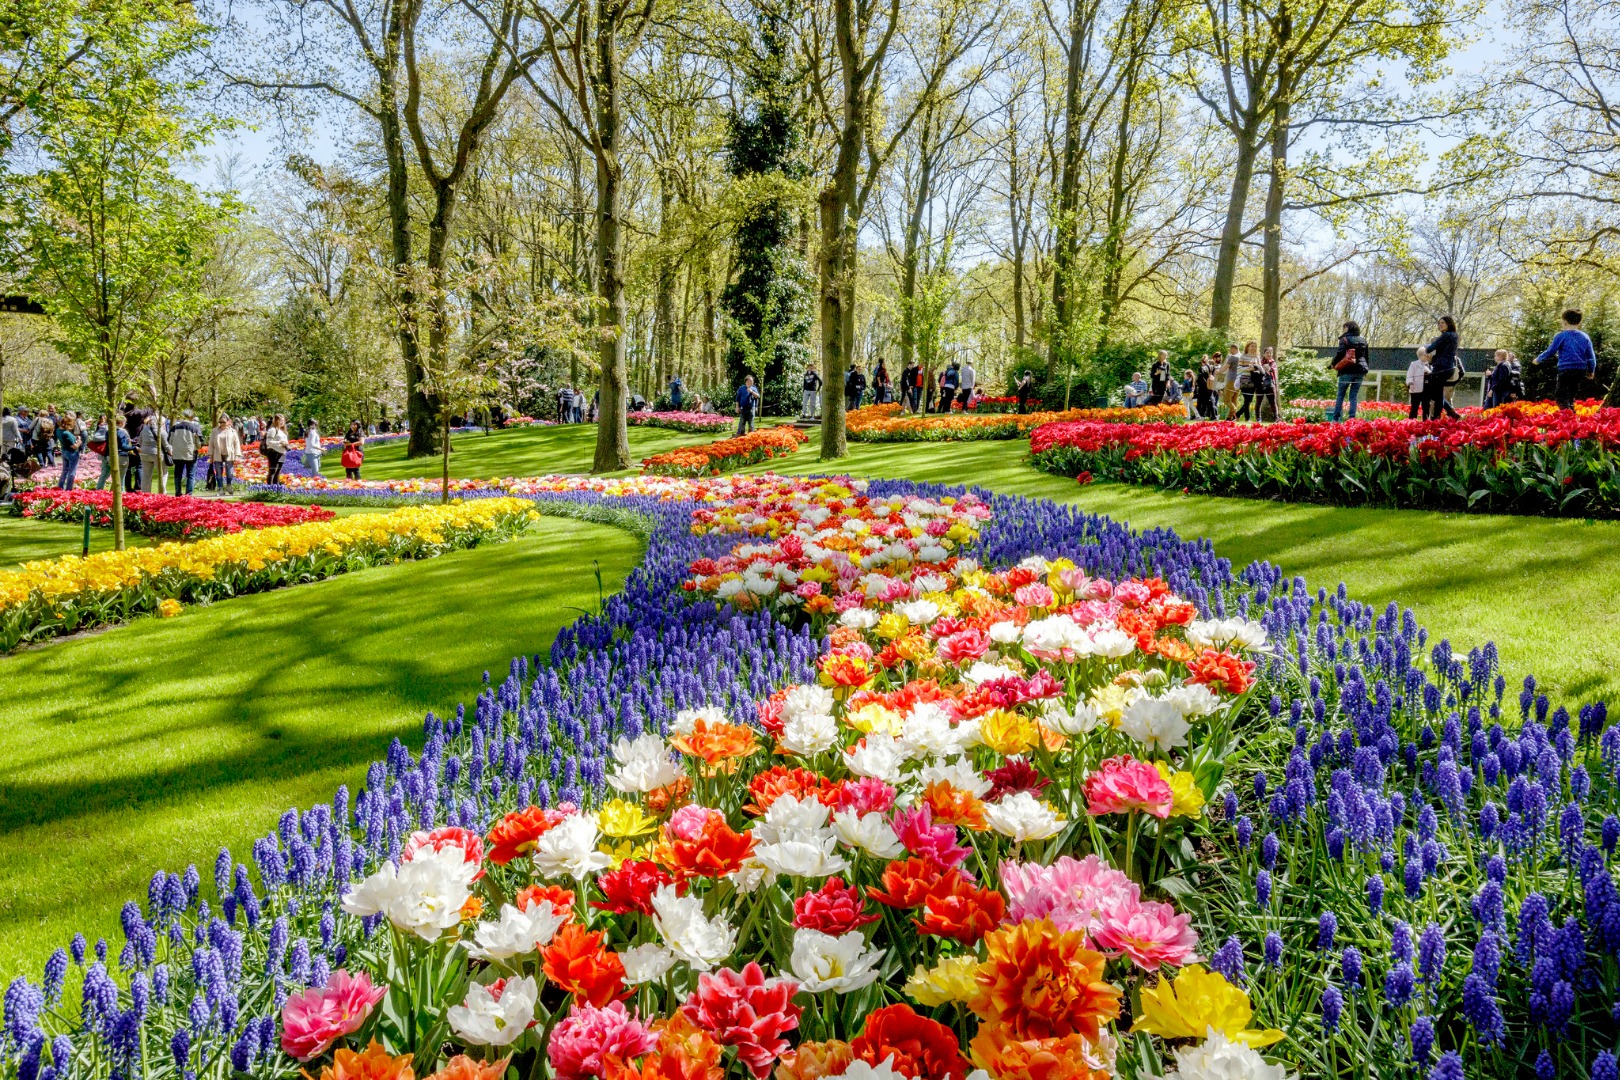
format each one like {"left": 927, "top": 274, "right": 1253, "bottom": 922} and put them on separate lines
{"left": 1, "top": 473, "right": 1614, "bottom": 1080}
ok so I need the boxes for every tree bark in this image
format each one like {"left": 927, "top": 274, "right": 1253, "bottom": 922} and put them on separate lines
{"left": 1048, "top": 0, "right": 1090, "bottom": 375}
{"left": 818, "top": 186, "right": 847, "bottom": 458}
{"left": 653, "top": 178, "right": 676, "bottom": 398}
{"left": 1209, "top": 132, "right": 1260, "bottom": 332}
{"left": 1261, "top": 72, "right": 1291, "bottom": 352}
{"left": 592, "top": 0, "right": 631, "bottom": 472}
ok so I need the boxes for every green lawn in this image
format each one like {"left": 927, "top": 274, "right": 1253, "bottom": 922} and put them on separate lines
{"left": 351, "top": 422, "right": 719, "bottom": 480}
{"left": 0, "top": 515, "right": 642, "bottom": 978}
{"left": 2, "top": 513, "right": 154, "bottom": 566}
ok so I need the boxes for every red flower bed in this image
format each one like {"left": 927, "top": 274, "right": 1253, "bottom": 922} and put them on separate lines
{"left": 1029, "top": 403, "right": 1620, "bottom": 516}
{"left": 13, "top": 489, "right": 334, "bottom": 539}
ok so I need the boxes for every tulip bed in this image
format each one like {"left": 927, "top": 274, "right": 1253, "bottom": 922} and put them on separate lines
{"left": 627, "top": 412, "right": 734, "bottom": 433}
{"left": 847, "top": 404, "right": 1186, "bottom": 443}
{"left": 641, "top": 426, "right": 810, "bottom": 477}
{"left": 10, "top": 490, "right": 334, "bottom": 539}
{"left": 0, "top": 499, "right": 540, "bottom": 652}
{"left": 4, "top": 472, "right": 1617, "bottom": 1080}
{"left": 1030, "top": 407, "right": 1620, "bottom": 517}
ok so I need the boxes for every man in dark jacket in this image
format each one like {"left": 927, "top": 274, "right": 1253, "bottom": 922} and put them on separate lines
{"left": 844, "top": 366, "right": 867, "bottom": 411}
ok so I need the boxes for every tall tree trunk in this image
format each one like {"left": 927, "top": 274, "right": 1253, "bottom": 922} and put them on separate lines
{"left": 1049, "top": 0, "right": 1089, "bottom": 375}
{"left": 1261, "top": 76, "right": 1290, "bottom": 352}
{"left": 654, "top": 181, "right": 676, "bottom": 398}
{"left": 818, "top": 187, "right": 847, "bottom": 457}
{"left": 1007, "top": 131, "right": 1027, "bottom": 354}
{"left": 1210, "top": 131, "right": 1259, "bottom": 332}
{"left": 1097, "top": 63, "right": 1140, "bottom": 344}
{"left": 702, "top": 282, "right": 717, "bottom": 385}
{"left": 103, "top": 369, "right": 124, "bottom": 551}
{"left": 385, "top": 102, "right": 436, "bottom": 459}
{"left": 592, "top": 0, "right": 630, "bottom": 472}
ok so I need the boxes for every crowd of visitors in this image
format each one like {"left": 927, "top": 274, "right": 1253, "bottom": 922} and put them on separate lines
{"left": 0, "top": 401, "right": 393, "bottom": 503}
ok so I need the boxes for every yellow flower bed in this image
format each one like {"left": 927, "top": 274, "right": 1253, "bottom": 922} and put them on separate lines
{"left": 0, "top": 498, "right": 539, "bottom": 652}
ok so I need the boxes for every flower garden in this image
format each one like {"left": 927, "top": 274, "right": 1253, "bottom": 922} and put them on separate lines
{"left": 2, "top": 445, "right": 1619, "bottom": 1080}
{"left": 1029, "top": 405, "right": 1620, "bottom": 517}
{"left": 847, "top": 404, "right": 1186, "bottom": 443}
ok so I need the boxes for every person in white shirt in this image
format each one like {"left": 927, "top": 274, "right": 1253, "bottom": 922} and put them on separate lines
{"left": 303, "top": 419, "right": 323, "bottom": 476}
{"left": 1406, "top": 351, "right": 1430, "bottom": 419}
{"left": 957, "top": 360, "right": 977, "bottom": 409}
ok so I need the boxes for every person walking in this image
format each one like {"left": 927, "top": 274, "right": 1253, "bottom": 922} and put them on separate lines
{"left": 138, "top": 409, "right": 166, "bottom": 492}
{"left": 262, "top": 415, "right": 290, "bottom": 484}
{"left": 1193, "top": 357, "right": 1216, "bottom": 419}
{"left": 938, "top": 362, "right": 960, "bottom": 412}
{"left": 121, "top": 400, "right": 149, "bottom": 491}
{"left": 1405, "top": 351, "right": 1429, "bottom": 418}
{"left": 168, "top": 409, "right": 201, "bottom": 494}
{"left": 210, "top": 414, "right": 243, "bottom": 492}
{"left": 1258, "top": 348, "right": 1281, "bottom": 421}
{"left": 302, "top": 417, "right": 323, "bottom": 476}
{"left": 32, "top": 409, "right": 55, "bottom": 466}
{"left": 54, "top": 412, "right": 83, "bottom": 490}
{"left": 1532, "top": 308, "right": 1597, "bottom": 410}
{"left": 801, "top": 365, "right": 823, "bottom": 418}
{"left": 735, "top": 375, "right": 761, "bottom": 435}
{"left": 1149, "top": 350, "right": 1171, "bottom": 404}
{"left": 901, "top": 361, "right": 924, "bottom": 412}
{"left": 844, "top": 365, "right": 867, "bottom": 411}
{"left": 341, "top": 421, "right": 365, "bottom": 479}
{"left": 957, "top": 358, "right": 977, "bottom": 409}
{"left": 0, "top": 407, "right": 21, "bottom": 468}
{"left": 1419, "top": 315, "right": 1462, "bottom": 419}
{"left": 94, "top": 415, "right": 131, "bottom": 490}
{"left": 1233, "top": 343, "right": 1262, "bottom": 419}
{"left": 1330, "top": 321, "right": 1370, "bottom": 421}
{"left": 872, "top": 360, "right": 893, "bottom": 405}
{"left": 1220, "top": 345, "right": 1242, "bottom": 419}
{"left": 1014, "top": 370, "right": 1036, "bottom": 415}
{"left": 668, "top": 374, "right": 685, "bottom": 411}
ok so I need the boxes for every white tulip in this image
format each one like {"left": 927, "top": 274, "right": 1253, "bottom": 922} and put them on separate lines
{"left": 447, "top": 975, "right": 538, "bottom": 1047}
{"left": 789, "top": 929, "right": 885, "bottom": 993}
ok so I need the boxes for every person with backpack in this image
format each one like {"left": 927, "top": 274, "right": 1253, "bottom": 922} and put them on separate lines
{"left": 1533, "top": 307, "right": 1598, "bottom": 410}
{"left": 938, "top": 363, "right": 959, "bottom": 412}
{"left": 801, "top": 365, "right": 823, "bottom": 418}
{"left": 1330, "top": 321, "right": 1370, "bottom": 421}
{"left": 168, "top": 409, "right": 202, "bottom": 494}
{"left": 901, "top": 361, "right": 924, "bottom": 413}
{"left": 1418, "top": 315, "right": 1462, "bottom": 419}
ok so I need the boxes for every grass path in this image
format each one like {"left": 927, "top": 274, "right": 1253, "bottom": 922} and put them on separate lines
{"left": 0, "top": 515, "right": 642, "bottom": 977}
{"left": 350, "top": 422, "right": 716, "bottom": 480}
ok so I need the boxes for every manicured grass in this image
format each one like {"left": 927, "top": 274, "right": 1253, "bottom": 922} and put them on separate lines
{"left": 0, "top": 515, "right": 642, "bottom": 978}
{"left": 350, "top": 422, "right": 721, "bottom": 480}
{"left": 742, "top": 435, "right": 1620, "bottom": 707}
{"left": 2, "top": 512, "right": 154, "bottom": 566}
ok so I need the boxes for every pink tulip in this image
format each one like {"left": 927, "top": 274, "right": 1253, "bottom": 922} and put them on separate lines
{"left": 279, "top": 969, "right": 387, "bottom": 1061}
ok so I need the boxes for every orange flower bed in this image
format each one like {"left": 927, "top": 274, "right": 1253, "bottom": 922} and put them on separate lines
{"left": 640, "top": 425, "right": 809, "bottom": 476}
{"left": 846, "top": 402, "right": 1185, "bottom": 442}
